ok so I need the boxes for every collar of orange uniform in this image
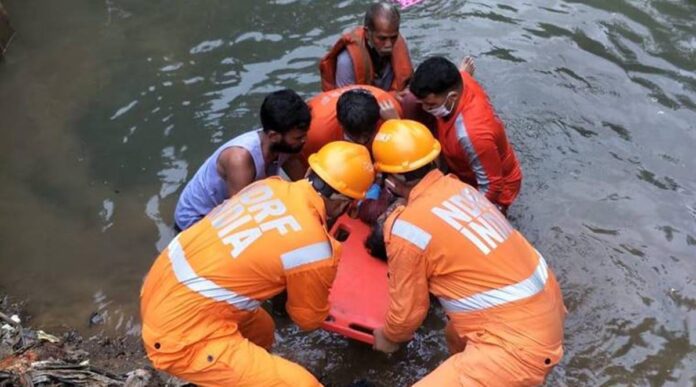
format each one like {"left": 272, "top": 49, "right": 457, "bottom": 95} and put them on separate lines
{"left": 406, "top": 169, "right": 445, "bottom": 203}
{"left": 442, "top": 71, "right": 475, "bottom": 125}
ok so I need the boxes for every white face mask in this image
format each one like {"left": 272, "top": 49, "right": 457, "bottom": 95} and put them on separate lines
{"left": 424, "top": 92, "right": 456, "bottom": 118}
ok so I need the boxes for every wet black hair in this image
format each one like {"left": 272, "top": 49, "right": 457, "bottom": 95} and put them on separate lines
{"left": 260, "top": 89, "right": 311, "bottom": 134}
{"left": 365, "top": 220, "right": 387, "bottom": 261}
{"left": 336, "top": 89, "right": 381, "bottom": 139}
{"left": 409, "top": 57, "right": 462, "bottom": 99}
{"left": 364, "top": 2, "right": 400, "bottom": 30}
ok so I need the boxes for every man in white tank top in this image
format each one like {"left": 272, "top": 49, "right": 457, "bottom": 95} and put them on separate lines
{"left": 174, "top": 89, "right": 311, "bottom": 231}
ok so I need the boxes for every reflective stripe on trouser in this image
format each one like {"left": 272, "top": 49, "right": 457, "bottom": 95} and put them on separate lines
{"left": 438, "top": 254, "right": 548, "bottom": 313}
{"left": 167, "top": 235, "right": 261, "bottom": 312}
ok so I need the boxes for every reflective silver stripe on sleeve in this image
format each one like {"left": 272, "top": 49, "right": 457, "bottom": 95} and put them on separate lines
{"left": 391, "top": 219, "right": 432, "bottom": 250}
{"left": 439, "top": 255, "right": 549, "bottom": 313}
{"left": 455, "top": 114, "right": 490, "bottom": 194}
{"left": 168, "top": 236, "right": 261, "bottom": 311}
{"left": 281, "top": 241, "right": 333, "bottom": 270}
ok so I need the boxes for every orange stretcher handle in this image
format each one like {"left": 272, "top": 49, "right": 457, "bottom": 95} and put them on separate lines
{"left": 323, "top": 314, "right": 375, "bottom": 345}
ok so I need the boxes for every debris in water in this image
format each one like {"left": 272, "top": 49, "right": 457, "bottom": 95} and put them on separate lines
{"left": 1, "top": 324, "right": 15, "bottom": 333}
{"left": 90, "top": 311, "right": 106, "bottom": 326}
{"left": 37, "top": 330, "right": 60, "bottom": 343}
{"left": 1, "top": 295, "right": 190, "bottom": 386}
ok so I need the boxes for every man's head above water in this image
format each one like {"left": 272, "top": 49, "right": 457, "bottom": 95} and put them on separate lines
{"left": 337, "top": 88, "right": 381, "bottom": 146}
{"left": 409, "top": 56, "right": 464, "bottom": 119}
{"left": 260, "top": 89, "right": 311, "bottom": 153}
{"left": 363, "top": 2, "right": 401, "bottom": 57}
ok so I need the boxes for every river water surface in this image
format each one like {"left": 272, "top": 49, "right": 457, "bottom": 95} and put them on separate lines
{"left": 1, "top": 0, "right": 695, "bottom": 385}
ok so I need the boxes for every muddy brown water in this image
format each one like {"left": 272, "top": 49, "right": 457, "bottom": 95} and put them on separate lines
{"left": 1, "top": 0, "right": 695, "bottom": 385}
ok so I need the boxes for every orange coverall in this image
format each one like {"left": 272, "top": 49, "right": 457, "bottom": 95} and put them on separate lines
{"left": 298, "top": 85, "right": 402, "bottom": 168}
{"left": 436, "top": 71, "right": 523, "bottom": 211}
{"left": 140, "top": 177, "right": 341, "bottom": 386}
{"left": 382, "top": 170, "right": 565, "bottom": 386}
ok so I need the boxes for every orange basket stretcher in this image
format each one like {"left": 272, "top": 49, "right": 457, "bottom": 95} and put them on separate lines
{"left": 321, "top": 214, "right": 389, "bottom": 345}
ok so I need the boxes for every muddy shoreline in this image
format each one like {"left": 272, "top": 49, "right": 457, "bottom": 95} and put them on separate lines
{"left": 0, "top": 292, "right": 175, "bottom": 386}
{"left": 0, "top": 293, "right": 380, "bottom": 386}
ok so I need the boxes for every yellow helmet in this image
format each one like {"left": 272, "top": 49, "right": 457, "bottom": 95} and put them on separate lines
{"left": 372, "top": 119, "right": 441, "bottom": 173}
{"left": 308, "top": 141, "right": 375, "bottom": 199}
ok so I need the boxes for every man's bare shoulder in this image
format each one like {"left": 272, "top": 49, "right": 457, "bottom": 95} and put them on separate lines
{"left": 217, "top": 146, "right": 254, "bottom": 175}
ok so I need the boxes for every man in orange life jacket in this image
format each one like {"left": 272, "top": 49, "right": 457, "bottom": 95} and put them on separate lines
{"left": 368, "top": 120, "right": 566, "bottom": 386}
{"left": 319, "top": 2, "right": 412, "bottom": 92}
{"left": 284, "top": 85, "right": 401, "bottom": 181}
{"left": 141, "top": 142, "right": 375, "bottom": 386}
{"left": 409, "top": 57, "right": 523, "bottom": 214}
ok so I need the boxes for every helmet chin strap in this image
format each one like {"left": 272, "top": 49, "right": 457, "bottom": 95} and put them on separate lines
{"left": 308, "top": 171, "right": 338, "bottom": 198}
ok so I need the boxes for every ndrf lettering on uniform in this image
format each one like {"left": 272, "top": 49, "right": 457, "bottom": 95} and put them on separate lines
{"left": 209, "top": 184, "right": 302, "bottom": 258}
{"left": 431, "top": 187, "right": 513, "bottom": 255}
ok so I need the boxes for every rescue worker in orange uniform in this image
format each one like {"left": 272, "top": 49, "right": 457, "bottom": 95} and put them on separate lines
{"left": 369, "top": 120, "right": 566, "bottom": 386}
{"left": 140, "top": 141, "right": 375, "bottom": 386}
{"left": 409, "top": 57, "right": 523, "bottom": 214}
{"left": 284, "top": 85, "right": 401, "bottom": 180}
{"left": 319, "top": 2, "right": 412, "bottom": 92}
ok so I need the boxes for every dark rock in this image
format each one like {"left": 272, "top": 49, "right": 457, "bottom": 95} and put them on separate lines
{"left": 62, "top": 329, "right": 83, "bottom": 345}
{"left": 65, "top": 348, "right": 90, "bottom": 363}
